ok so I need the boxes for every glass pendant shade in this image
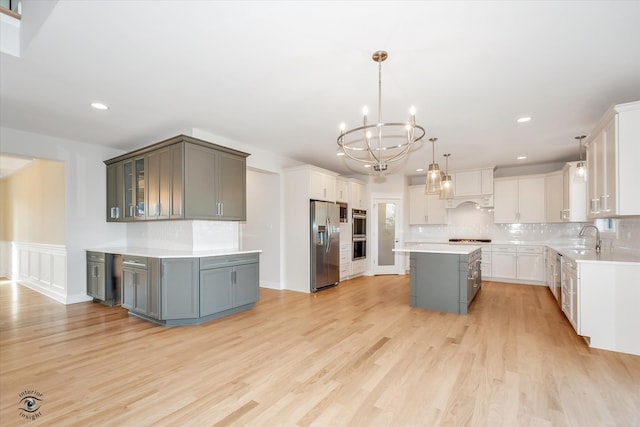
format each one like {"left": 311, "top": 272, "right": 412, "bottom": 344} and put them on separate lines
{"left": 439, "top": 153, "right": 454, "bottom": 199}
{"left": 425, "top": 137, "right": 442, "bottom": 194}
{"left": 425, "top": 164, "right": 442, "bottom": 194}
{"left": 574, "top": 161, "right": 586, "bottom": 183}
{"left": 574, "top": 135, "right": 587, "bottom": 183}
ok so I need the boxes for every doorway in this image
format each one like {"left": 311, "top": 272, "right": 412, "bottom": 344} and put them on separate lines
{"left": 371, "top": 196, "right": 403, "bottom": 275}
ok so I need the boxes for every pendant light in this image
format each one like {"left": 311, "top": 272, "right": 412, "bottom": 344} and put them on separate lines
{"left": 574, "top": 135, "right": 586, "bottom": 183}
{"left": 425, "top": 137, "right": 442, "bottom": 194}
{"left": 440, "top": 153, "right": 454, "bottom": 199}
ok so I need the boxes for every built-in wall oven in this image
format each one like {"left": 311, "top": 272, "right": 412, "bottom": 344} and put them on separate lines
{"left": 353, "top": 238, "right": 366, "bottom": 260}
{"left": 352, "top": 209, "right": 366, "bottom": 238}
{"left": 352, "top": 209, "right": 367, "bottom": 260}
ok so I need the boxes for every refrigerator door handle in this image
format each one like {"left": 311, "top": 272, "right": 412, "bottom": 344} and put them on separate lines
{"left": 326, "top": 217, "right": 332, "bottom": 253}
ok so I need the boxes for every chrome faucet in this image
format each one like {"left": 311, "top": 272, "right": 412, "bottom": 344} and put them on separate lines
{"left": 579, "top": 225, "right": 601, "bottom": 253}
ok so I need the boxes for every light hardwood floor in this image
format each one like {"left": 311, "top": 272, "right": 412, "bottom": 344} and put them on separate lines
{"left": 1, "top": 276, "right": 639, "bottom": 426}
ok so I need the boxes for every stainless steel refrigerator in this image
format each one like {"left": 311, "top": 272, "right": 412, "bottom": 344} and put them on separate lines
{"left": 310, "top": 201, "right": 340, "bottom": 292}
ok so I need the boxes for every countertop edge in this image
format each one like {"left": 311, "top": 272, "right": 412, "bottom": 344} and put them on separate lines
{"left": 86, "top": 247, "right": 263, "bottom": 258}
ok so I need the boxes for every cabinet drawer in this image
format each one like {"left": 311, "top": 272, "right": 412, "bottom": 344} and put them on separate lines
{"left": 492, "top": 245, "right": 516, "bottom": 253}
{"left": 340, "top": 252, "right": 350, "bottom": 263}
{"left": 517, "top": 245, "right": 544, "bottom": 254}
{"left": 87, "top": 251, "right": 105, "bottom": 262}
{"left": 200, "top": 253, "right": 259, "bottom": 270}
{"left": 122, "top": 255, "right": 148, "bottom": 269}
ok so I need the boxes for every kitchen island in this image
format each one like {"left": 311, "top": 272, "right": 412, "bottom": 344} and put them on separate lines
{"left": 86, "top": 247, "right": 261, "bottom": 326}
{"left": 394, "top": 244, "right": 482, "bottom": 314}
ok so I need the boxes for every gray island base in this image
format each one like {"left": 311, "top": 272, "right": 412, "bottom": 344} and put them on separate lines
{"left": 395, "top": 244, "right": 482, "bottom": 315}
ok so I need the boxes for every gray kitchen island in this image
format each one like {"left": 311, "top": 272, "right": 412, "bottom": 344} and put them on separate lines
{"left": 394, "top": 243, "right": 482, "bottom": 315}
{"left": 86, "top": 247, "right": 261, "bottom": 325}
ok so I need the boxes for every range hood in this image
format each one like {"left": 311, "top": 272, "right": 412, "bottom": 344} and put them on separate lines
{"left": 446, "top": 195, "right": 494, "bottom": 209}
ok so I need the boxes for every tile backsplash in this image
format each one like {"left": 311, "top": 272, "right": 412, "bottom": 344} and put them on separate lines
{"left": 409, "top": 202, "right": 640, "bottom": 254}
{"left": 126, "top": 220, "right": 239, "bottom": 251}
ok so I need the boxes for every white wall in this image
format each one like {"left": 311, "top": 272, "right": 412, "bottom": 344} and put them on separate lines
{"left": 0, "top": 126, "right": 127, "bottom": 303}
{"left": 244, "top": 169, "right": 281, "bottom": 288}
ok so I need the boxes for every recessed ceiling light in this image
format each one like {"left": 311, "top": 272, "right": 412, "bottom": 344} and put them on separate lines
{"left": 517, "top": 116, "right": 531, "bottom": 123}
{"left": 364, "top": 164, "right": 371, "bottom": 168}
{"left": 517, "top": 156, "right": 527, "bottom": 160}
{"left": 416, "top": 168, "right": 424, "bottom": 172}
{"left": 91, "top": 102, "right": 109, "bottom": 110}
{"left": 336, "top": 151, "right": 345, "bottom": 157}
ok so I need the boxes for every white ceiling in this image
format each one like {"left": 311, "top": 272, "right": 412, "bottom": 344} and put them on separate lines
{"left": 1, "top": 1, "right": 639, "bottom": 177}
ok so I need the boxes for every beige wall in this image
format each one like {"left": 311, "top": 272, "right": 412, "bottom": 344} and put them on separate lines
{"left": 0, "top": 159, "right": 65, "bottom": 244}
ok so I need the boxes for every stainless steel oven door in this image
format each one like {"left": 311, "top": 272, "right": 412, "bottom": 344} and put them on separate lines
{"left": 353, "top": 238, "right": 366, "bottom": 260}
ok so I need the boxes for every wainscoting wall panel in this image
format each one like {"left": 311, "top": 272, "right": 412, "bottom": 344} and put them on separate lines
{"left": 13, "top": 242, "right": 70, "bottom": 304}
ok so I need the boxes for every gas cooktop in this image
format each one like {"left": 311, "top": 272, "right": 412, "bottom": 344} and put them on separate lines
{"left": 448, "top": 238, "right": 492, "bottom": 244}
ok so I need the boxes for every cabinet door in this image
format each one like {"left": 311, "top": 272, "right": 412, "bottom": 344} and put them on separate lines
{"left": 217, "top": 151, "right": 246, "bottom": 220}
{"left": 518, "top": 177, "right": 545, "bottom": 223}
{"left": 106, "top": 163, "right": 124, "bottom": 221}
{"left": 408, "top": 186, "right": 428, "bottom": 224}
{"left": 87, "top": 261, "right": 103, "bottom": 299}
{"left": 170, "top": 143, "right": 184, "bottom": 218}
{"left": 122, "top": 268, "right": 134, "bottom": 309}
{"left": 133, "top": 269, "right": 149, "bottom": 314}
{"left": 233, "top": 263, "right": 259, "bottom": 307}
{"left": 200, "top": 267, "right": 233, "bottom": 316}
{"left": 517, "top": 253, "right": 544, "bottom": 282}
{"left": 601, "top": 117, "right": 616, "bottom": 215}
{"left": 545, "top": 172, "right": 563, "bottom": 223}
{"left": 454, "top": 170, "right": 481, "bottom": 196}
{"left": 184, "top": 144, "right": 218, "bottom": 219}
{"left": 161, "top": 259, "right": 198, "bottom": 320}
{"left": 426, "top": 194, "right": 447, "bottom": 225}
{"left": 481, "top": 169, "right": 494, "bottom": 195}
{"left": 493, "top": 179, "right": 518, "bottom": 223}
{"left": 147, "top": 258, "right": 161, "bottom": 320}
{"left": 351, "top": 182, "right": 365, "bottom": 209}
{"left": 147, "top": 148, "right": 172, "bottom": 220}
{"left": 491, "top": 251, "right": 517, "bottom": 279}
{"left": 586, "top": 138, "right": 597, "bottom": 217}
{"left": 336, "top": 178, "right": 349, "bottom": 203}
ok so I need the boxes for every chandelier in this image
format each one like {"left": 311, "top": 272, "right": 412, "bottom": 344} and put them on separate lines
{"left": 337, "top": 50, "right": 426, "bottom": 172}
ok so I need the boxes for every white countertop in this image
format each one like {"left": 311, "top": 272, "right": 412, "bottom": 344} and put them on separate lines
{"left": 87, "top": 247, "right": 262, "bottom": 259}
{"left": 394, "top": 243, "right": 482, "bottom": 255}
{"left": 547, "top": 244, "right": 640, "bottom": 265}
{"left": 405, "top": 240, "right": 640, "bottom": 265}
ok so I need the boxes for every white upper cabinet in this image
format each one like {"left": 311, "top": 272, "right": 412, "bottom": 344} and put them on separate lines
{"left": 446, "top": 167, "right": 494, "bottom": 208}
{"left": 350, "top": 179, "right": 367, "bottom": 210}
{"left": 309, "top": 169, "right": 337, "bottom": 202}
{"left": 586, "top": 101, "right": 640, "bottom": 218}
{"left": 494, "top": 175, "right": 545, "bottom": 223}
{"left": 453, "top": 168, "right": 494, "bottom": 197}
{"left": 562, "top": 162, "right": 586, "bottom": 222}
{"left": 336, "top": 177, "right": 349, "bottom": 203}
{"left": 408, "top": 185, "right": 448, "bottom": 225}
{"left": 545, "top": 171, "right": 564, "bottom": 223}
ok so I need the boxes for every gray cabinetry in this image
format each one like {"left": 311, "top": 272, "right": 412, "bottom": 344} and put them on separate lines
{"left": 184, "top": 143, "right": 246, "bottom": 220}
{"left": 116, "top": 251, "right": 259, "bottom": 325}
{"left": 106, "top": 163, "right": 124, "bottom": 221}
{"left": 122, "top": 256, "right": 152, "bottom": 315}
{"left": 410, "top": 251, "right": 480, "bottom": 315}
{"left": 86, "top": 251, "right": 117, "bottom": 305}
{"left": 200, "top": 253, "right": 259, "bottom": 318}
{"left": 105, "top": 135, "right": 248, "bottom": 222}
{"left": 160, "top": 258, "right": 198, "bottom": 320}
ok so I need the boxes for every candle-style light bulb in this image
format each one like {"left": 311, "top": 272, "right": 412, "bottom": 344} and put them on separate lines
{"left": 409, "top": 106, "right": 416, "bottom": 116}
{"left": 362, "top": 106, "right": 369, "bottom": 116}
